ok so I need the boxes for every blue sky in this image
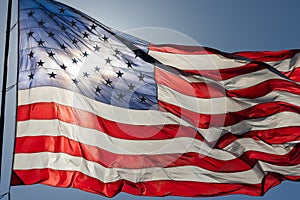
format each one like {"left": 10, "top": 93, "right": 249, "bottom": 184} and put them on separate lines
{"left": 0, "top": 0, "right": 300, "bottom": 199}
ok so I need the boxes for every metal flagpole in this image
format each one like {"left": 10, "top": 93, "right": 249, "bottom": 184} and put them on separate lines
{"left": 0, "top": 0, "right": 13, "bottom": 182}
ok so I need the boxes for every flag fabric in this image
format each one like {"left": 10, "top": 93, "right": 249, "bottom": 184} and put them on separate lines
{"left": 12, "top": 0, "right": 300, "bottom": 197}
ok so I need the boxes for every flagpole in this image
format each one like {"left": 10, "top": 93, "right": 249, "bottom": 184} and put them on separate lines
{"left": 0, "top": 0, "right": 13, "bottom": 182}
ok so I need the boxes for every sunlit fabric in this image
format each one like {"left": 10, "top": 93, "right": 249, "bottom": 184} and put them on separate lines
{"left": 12, "top": 0, "right": 300, "bottom": 197}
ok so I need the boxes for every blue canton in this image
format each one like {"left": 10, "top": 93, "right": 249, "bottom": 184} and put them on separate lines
{"left": 19, "top": 0, "right": 158, "bottom": 110}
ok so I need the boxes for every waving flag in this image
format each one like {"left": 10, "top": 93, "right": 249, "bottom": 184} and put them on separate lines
{"left": 13, "top": 0, "right": 300, "bottom": 197}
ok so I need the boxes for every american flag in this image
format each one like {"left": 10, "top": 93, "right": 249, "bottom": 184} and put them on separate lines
{"left": 13, "top": 0, "right": 300, "bottom": 197}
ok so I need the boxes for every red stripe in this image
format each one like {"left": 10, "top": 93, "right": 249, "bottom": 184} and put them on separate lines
{"left": 156, "top": 67, "right": 300, "bottom": 99}
{"left": 17, "top": 102, "right": 203, "bottom": 141}
{"left": 150, "top": 44, "right": 299, "bottom": 63}
{"left": 218, "top": 126, "right": 300, "bottom": 146}
{"left": 149, "top": 43, "right": 222, "bottom": 55}
{"left": 15, "top": 136, "right": 300, "bottom": 170}
{"left": 217, "top": 126, "right": 300, "bottom": 146}
{"left": 14, "top": 136, "right": 254, "bottom": 171}
{"left": 228, "top": 79, "right": 300, "bottom": 98}
{"left": 182, "top": 62, "right": 265, "bottom": 81}
{"left": 160, "top": 60, "right": 300, "bottom": 83}
{"left": 11, "top": 169, "right": 299, "bottom": 197}
{"left": 155, "top": 67, "right": 225, "bottom": 98}
{"left": 176, "top": 63, "right": 300, "bottom": 82}
{"left": 233, "top": 50, "right": 299, "bottom": 62}
{"left": 159, "top": 100, "right": 300, "bottom": 129}
{"left": 18, "top": 100, "right": 300, "bottom": 137}
{"left": 282, "top": 68, "right": 300, "bottom": 82}
{"left": 238, "top": 145, "right": 300, "bottom": 166}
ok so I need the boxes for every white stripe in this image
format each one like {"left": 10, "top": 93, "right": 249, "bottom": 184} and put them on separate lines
{"left": 266, "top": 52, "right": 300, "bottom": 72}
{"left": 19, "top": 85, "right": 300, "bottom": 116}
{"left": 18, "top": 87, "right": 190, "bottom": 127}
{"left": 150, "top": 49, "right": 300, "bottom": 74}
{"left": 14, "top": 152, "right": 300, "bottom": 184}
{"left": 13, "top": 152, "right": 265, "bottom": 184}
{"left": 16, "top": 120, "right": 234, "bottom": 160}
{"left": 18, "top": 88, "right": 300, "bottom": 136}
{"left": 223, "top": 138, "right": 296, "bottom": 156}
{"left": 221, "top": 69, "right": 289, "bottom": 90}
{"left": 149, "top": 50, "right": 248, "bottom": 70}
{"left": 177, "top": 68, "right": 289, "bottom": 91}
{"left": 198, "top": 111, "right": 300, "bottom": 135}
{"left": 158, "top": 85, "right": 300, "bottom": 114}
{"left": 19, "top": 87, "right": 300, "bottom": 131}
{"left": 260, "top": 161, "right": 300, "bottom": 176}
{"left": 17, "top": 120, "right": 298, "bottom": 159}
